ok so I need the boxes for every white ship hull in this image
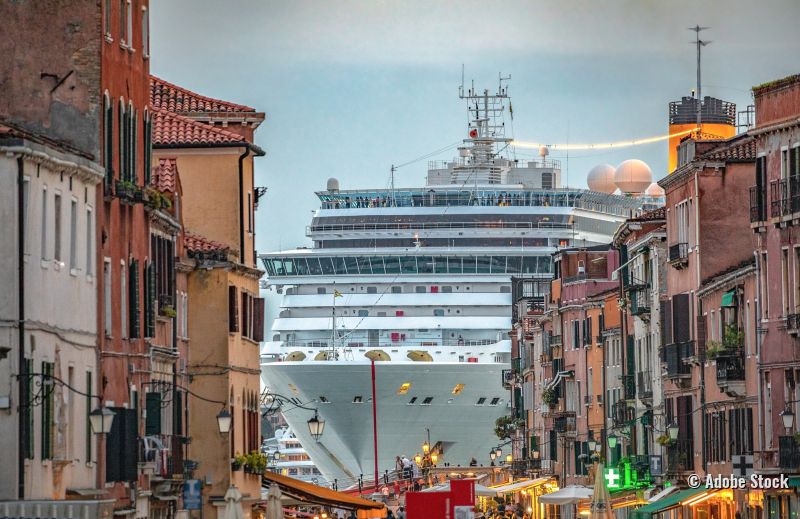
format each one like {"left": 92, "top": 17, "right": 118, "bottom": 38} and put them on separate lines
{"left": 261, "top": 360, "right": 510, "bottom": 487}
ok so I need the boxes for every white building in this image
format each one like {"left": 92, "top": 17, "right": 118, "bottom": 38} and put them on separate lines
{"left": 0, "top": 134, "right": 104, "bottom": 501}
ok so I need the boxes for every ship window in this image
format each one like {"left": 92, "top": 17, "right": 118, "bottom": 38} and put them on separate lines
{"left": 400, "top": 256, "right": 417, "bottom": 274}
{"left": 320, "top": 257, "right": 335, "bottom": 275}
{"left": 353, "top": 396, "right": 363, "bottom": 403}
{"left": 500, "top": 286, "right": 511, "bottom": 293}
{"left": 317, "top": 287, "right": 327, "bottom": 294}
{"left": 333, "top": 256, "right": 348, "bottom": 274}
{"left": 377, "top": 312, "right": 387, "bottom": 317}
{"left": 415, "top": 286, "right": 426, "bottom": 293}
{"left": 397, "top": 382, "right": 412, "bottom": 395}
{"left": 433, "top": 309, "right": 444, "bottom": 317}
{"left": 319, "top": 396, "right": 330, "bottom": 403}
{"left": 367, "top": 286, "right": 377, "bottom": 294}
{"left": 507, "top": 256, "right": 522, "bottom": 273}
{"left": 355, "top": 257, "right": 372, "bottom": 274}
{"left": 434, "top": 257, "right": 448, "bottom": 274}
{"left": 417, "top": 256, "right": 433, "bottom": 274}
{"left": 408, "top": 397, "right": 417, "bottom": 405}
{"left": 358, "top": 310, "right": 368, "bottom": 317}
{"left": 476, "top": 397, "right": 486, "bottom": 405}
{"left": 421, "top": 397, "right": 434, "bottom": 405}
{"left": 447, "top": 399, "right": 454, "bottom": 404}
{"left": 490, "top": 256, "right": 507, "bottom": 273}
{"left": 462, "top": 256, "right": 477, "bottom": 274}
{"left": 369, "top": 257, "right": 385, "bottom": 274}
{"left": 343, "top": 256, "right": 359, "bottom": 274}
{"left": 489, "top": 397, "right": 501, "bottom": 406}
{"left": 384, "top": 256, "right": 401, "bottom": 274}
{"left": 542, "top": 172, "right": 554, "bottom": 189}
{"left": 391, "top": 286, "right": 402, "bottom": 293}
{"left": 307, "top": 257, "right": 323, "bottom": 275}
{"left": 441, "top": 286, "right": 453, "bottom": 293}
{"left": 476, "top": 256, "right": 492, "bottom": 273}
{"left": 447, "top": 257, "right": 462, "bottom": 274}
{"left": 452, "top": 384, "right": 465, "bottom": 395}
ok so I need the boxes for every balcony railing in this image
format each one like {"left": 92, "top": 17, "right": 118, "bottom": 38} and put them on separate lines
{"left": 621, "top": 374, "right": 636, "bottom": 401}
{"left": 141, "top": 435, "right": 185, "bottom": 480}
{"left": 770, "top": 177, "right": 800, "bottom": 218}
{"left": 612, "top": 400, "right": 634, "bottom": 427}
{"left": 716, "top": 355, "right": 745, "bottom": 382}
{"left": 663, "top": 341, "right": 694, "bottom": 378}
{"left": 630, "top": 287, "right": 651, "bottom": 316}
{"left": 667, "top": 439, "right": 695, "bottom": 473}
{"left": 788, "top": 313, "right": 800, "bottom": 336}
{"left": 780, "top": 436, "right": 800, "bottom": 470}
{"left": 668, "top": 243, "right": 688, "bottom": 268}
{"left": 554, "top": 416, "right": 576, "bottom": 434}
{"left": 750, "top": 185, "right": 767, "bottom": 222}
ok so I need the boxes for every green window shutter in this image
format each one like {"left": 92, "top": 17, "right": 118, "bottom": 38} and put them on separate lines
{"left": 144, "top": 117, "right": 152, "bottom": 185}
{"left": 41, "top": 361, "right": 54, "bottom": 459}
{"left": 144, "top": 261, "right": 155, "bottom": 337}
{"left": 129, "top": 260, "right": 140, "bottom": 338}
{"left": 145, "top": 392, "right": 161, "bottom": 435}
{"left": 86, "top": 371, "right": 93, "bottom": 463}
{"left": 131, "top": 108, "right": 137, "bottom": 184}
{"left": 118, "top": 103, "right": 126, "bottom": 182}
{"left": 24, "top": 358, "right": 33, "bottom": 459}
{"left": 105, "top": 99, "right": 114, "bottom": 185}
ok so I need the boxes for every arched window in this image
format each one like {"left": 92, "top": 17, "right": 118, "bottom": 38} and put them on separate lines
{"left": 128, "top": 101, "right": 136, "bottom": 184}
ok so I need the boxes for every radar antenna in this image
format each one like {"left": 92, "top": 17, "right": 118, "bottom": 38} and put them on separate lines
{"left": 689, "top": 25, "right": 711, "bottom": 129}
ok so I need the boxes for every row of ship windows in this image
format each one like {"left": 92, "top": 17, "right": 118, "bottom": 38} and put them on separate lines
{"left": 317, "top": 395, "right": 504, "bottom": 406}
{"left": 315, "top": 285, "right": 509, "bottom": 294}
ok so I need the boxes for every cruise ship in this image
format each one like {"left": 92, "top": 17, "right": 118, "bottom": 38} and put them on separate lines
{"left": 260, "top": 79, "right": 645, "bottom": 488}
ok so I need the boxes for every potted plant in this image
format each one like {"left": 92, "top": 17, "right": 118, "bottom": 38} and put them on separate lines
{"left": 232, "top": 453, "right": 246, "bottom": 471}
{"left": 794, "top": 431, "right": 800, "bottom": 445}
{"left": 705, "top": 340, "right": 722, "bottom": 360}
{"left": 115, "top": 180, "right": 138, "bottom": 201}
{"left": 656, "top": 434, "right": 675, "bottom": 447}
{"left": 145, "top": 187, "right": 173, "bottom": 211}
{"left": 541, "top": 387, "right": 558, "bottom": 407}
{"left": 244, "top": 451, "right": 267, "bottom": 475}
{"left": 160, "top": 304, "right": 177, "bottom": 318}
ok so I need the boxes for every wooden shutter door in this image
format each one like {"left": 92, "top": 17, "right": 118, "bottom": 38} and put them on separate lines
{"left": 253, "top": 298, "right": 265, "bottom": 342}
{"left": 145, "top": 392, "right": 161, "bottom": 436}
{"left": 229, "top": 286, "right": 239, "bottom": 332}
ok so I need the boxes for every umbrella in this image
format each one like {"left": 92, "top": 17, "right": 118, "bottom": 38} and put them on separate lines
{"left": 407, "top": 350, "right": 433, "bottom": 362}
{"left": 265, "top": 483, "right": 285, "bottom": 519}
{"left": 538, "top": 485, "right": 593, "bottom": 505}
{"left": 590, "top": 464, "right": 614, "bottom": 519}
{"left": 285, "top": 351, "right": 306, "bottom": 361}
{"left": 223, "top": 485, "right": 244, "bottom": 519}
{"left": 365, "top": 350, "right": 391, "bottom": 361}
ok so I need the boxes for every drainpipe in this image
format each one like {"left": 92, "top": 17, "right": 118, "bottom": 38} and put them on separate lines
{"left": 237, "top": 147, "right": 251, "bottom": 264}
{"left": 694, "top": 171, "right": 707, "bottom": 475}
{"left": 16, "top": 157, "right": 26, "bottom": 500}
{"left": 754, "top": 250, "right": 765, "bottom": 465}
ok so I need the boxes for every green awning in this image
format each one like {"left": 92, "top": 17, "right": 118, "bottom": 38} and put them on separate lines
{"left": 789, "top": 476, "right": 800, "bottom": 488}
{"left": 631, "top": 487, "right": 707, "bottom": 516}
{"left": 721, "top": 290, "right": 736, "bottom": 307}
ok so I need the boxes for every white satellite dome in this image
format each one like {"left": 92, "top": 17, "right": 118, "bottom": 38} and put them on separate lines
{"left": 587, "top": 164, "right": 617, "bottom": 194}
{"left": 645, "top": 182, "right": 665, "bottom": 197}
{"left": 614, "top": 159, "right": 653, "bottom": 194}
{"left": 326, "top": 177, "right": 340, "bottom": 192}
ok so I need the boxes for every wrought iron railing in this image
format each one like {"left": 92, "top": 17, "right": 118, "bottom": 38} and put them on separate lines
{"left": 668, "top": 243, "right": 688, "bottom": 264}
{"left": 716, "top": 355, "right": 745, "bottom": 382}
{"left": 788, "top": 313, "right": 800, "bottom": 334}
{"left": 630, "top": 287, "right": 651, "bottom": 316}
{"left": 667, "top": 439, "right": 694, "bottom": 473}
{"left": 637, "top": 371, "right": 653, "bottom": 400}
{"left": 621, "top": 374, "right": 636, "bottom": 401}
{"left": 780, "top": 436, "right": 800, "bottom": 470}
{"left": 750, "top": 185, "right": 767, "bottom": 222}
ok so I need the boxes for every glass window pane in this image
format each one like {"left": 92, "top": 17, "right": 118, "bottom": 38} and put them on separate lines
{"left": 295, "top": 257, "right": 310, "bottom": 276}
{"left": 434, "top": 257, "right": 448, "bottom": 274}
{"left": 523, "top": 256, "right": 538, "bottom": 274}
{"left": 490, "top": 256, "right": 507, "bottom": 273}
{"left": 356, "top": 256, "right": 372, "bottom": 274}
{"left": 384, "top": 256, "right": 401, "bottom": 274}
{"left": 344, "top": 256, "right": 359, "bottom": 274}
{"left": 333, "top": 256, "right": 347, "bottom": 275}
{"left": 538, "top": 256, "right": 552, "bottom": 273}
{"left": 507, "top": 256, "right": 522, "bottom": 273}
{"left": 400, "top": 256, "right": 417, "bottom": 274}
{"left": 320, "top": 257, "right": 335, "bottom": 275}
{"left": 265, "top": 260, "right": 276, "bottom": 276}
{"left": 476, "top": 256, "right": 492, "bottom": 273}
{"left": 447, "top": 257, "right": 462, "bottom": 274}
{"left": 307, "top": 257, "right": 323, "bottom": 275}
{"left": 369, "top": 256, "right": 386, "bottom": 275}
{"left": 417, "top": 256, "right": 433, "bottom": 274}
{"left": 283, "top": 258, "right": 295, "bottom": 275}
{"left": 462, "top": 256, "right": 477, "bottom": 274}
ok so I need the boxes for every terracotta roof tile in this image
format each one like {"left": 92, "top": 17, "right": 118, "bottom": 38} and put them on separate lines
{"left": 184, "top": 232, "right": 229, "bottom": 254}
{"left": 152, "top": 158, "right": 178, "bottom": 193}
{"left": 699, "top": 138, "right": 756, "bottom": 162}
{"left": 152, "top": 107, "right": 247, "bottom": 147}
{"left": 150, "top": 76, "right": 256, "bottom": 114}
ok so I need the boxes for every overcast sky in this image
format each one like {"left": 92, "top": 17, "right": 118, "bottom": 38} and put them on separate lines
{"left": 151, "top": 0, "right": 800, "bottom": 254}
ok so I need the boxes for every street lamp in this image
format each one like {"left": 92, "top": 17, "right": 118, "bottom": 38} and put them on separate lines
{"left": 308, "top": 410, "right": 326, "bottom": 441}
{"left": 216, "top": 408, "right": 232, "bottom": 434}
{"left": 415, "top": 453, "right": 423, "bottom": 465}
{"left": 489, "top": 450, "right": 497, "bottom": 462}
{"left": 495, "top": 447, "right": 503, "bottom": 458}
{"left": 422, "top": 441, "right": 431, "bottom": 454}
{"left": 88, "top": 406, "right": 115, "bottom": 434}
{"left": 607, "top": 433, "right": 618, "bottom": 450}
{"left": 505, "top": 454, "right": 513, "bottom": 464}
{"left": 430, "top": 452, "right": 438, "bottom": 465}
{"left": 667, "top": 421, "right": 680, "bottom": 441}
{"left": 781, "top": 408, "right": 795, "bottom": 433}
{"left": 588, "top": 439, "right": 597, "bottom": 453}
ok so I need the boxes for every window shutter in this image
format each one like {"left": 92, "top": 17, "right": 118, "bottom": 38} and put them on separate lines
{"left": 175, "top": 391, "right": 183, "bottom": 436}
{"left": 128, "top": 260, "right": 140, "bottom": 338}
{"left": 144, "top": 116, "right": 152, "bottom": 185}
{"left": 145, "top": 392, "right": 161, "bottom": 435}
{"left": 85, "top": 372, "right": 93, "bottom": 463}
{"left": 242, "top": 292, "right": 249, "bottom": 339}
{"left": 131, "top": 108, "right": 137, "bottom": 184}
{"left": 672, "top": 293, "right": 690, "bottom": 343}
{"left": 549, "top": 430, "right": 557, "bottom": 461}
{"left": 229, "top": 286, "right": 239, "bottom": 332}
{"left": 144, "top": 261, "right": 155, "bottom": 337}
{"left": 586, "top": 316, "right": 592, "bottom": 343}
{"left": 123, "top": 408, "right": 139, "bottom": 481}
{"left": 253, "top": 298, "right": 265, "bottom": 342}
{"left": 41, "top": 361, "right": 54, "bottom": 460}
{"left": 105, "top": 99, "right": 114, "bottom": 185}
{"left": 105, "top": 406, "right": 124, "bottom": 482}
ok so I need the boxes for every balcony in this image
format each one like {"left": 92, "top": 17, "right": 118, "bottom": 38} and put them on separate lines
{"left": 788, "top": 313, "right": 800, "bottom": 336}
{"left": 621, "top": 374, "right": 636, "bottom": 401}
{"left": 549, "top": 334, "right": 562, "bottom": 347}
{"left": 612, "top": 400, "right": 634, "bottom": 428}
{"left": 715, "top": 354, "right": 746, "bottom": 397}
{"left": 668, "top": 243, "right": 688, "bottom": 269}
{"left": 630, "top": 287, "right": 651, "bottom": 316}
{"left": 667, "top": 439, "right": 695, "bottom": 474}
{"left": 554, "top": 415, "right": 576, "bottom": 434}
{"left": 663, "top": 341, "right": 694, "bottom": 379}
{"left": 779, "top": 436, "right": 800, "bottom": 470}
{"left": 114, "top": 180, "right": 146, "bottom": 205}
{"left": 141, "top": 435, "right": 185, "bottom": 481}
{"left": 770, "top": 177, "right": 800, "bottom": 220}
{"left": 750, "top": 185, "right": 767, "bottom": 223}
{"left": 636, "top": 371, "right": 653, "bottom": 401}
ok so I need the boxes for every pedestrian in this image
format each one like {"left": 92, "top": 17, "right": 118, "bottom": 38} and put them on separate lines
{"left": 395, "top": 456, "right": 403, "bottom": 476}
{"left": 401, "top": 455, "right": 413, "bottom": 479}
{"left": 386, "top": 510, "right": 395, "bottom": 519}
{"left": 396, "top": 506, "right": 406, "bottom": 519}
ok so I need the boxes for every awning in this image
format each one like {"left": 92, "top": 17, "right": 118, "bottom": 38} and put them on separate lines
{"left": 262, "top": 471, "right": 385, "bottom": 512}
{"left": 491, "top": 477, "right": 552, "bottom": 494}
{"left": 721, "top": 289, "right": 736, "bottom": 307}
{"left": 631, "top": 487, "right": 706, "bottom": 515}
{"left": 421, "top": 481, "right": 497, "bottom": 497}
{"left": 538, "top": 485, "right": 592, "bottom": 505}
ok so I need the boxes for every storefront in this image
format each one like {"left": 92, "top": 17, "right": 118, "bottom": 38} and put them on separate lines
{"left": 631, "top": 488, "right": 735, "bottom": 519}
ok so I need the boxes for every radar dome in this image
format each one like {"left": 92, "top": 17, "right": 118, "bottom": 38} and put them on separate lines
{"left": 538, "top": 146, "right": 550, "bottom": 158}
{"left": 614, "top": 159, "right": 653, "bottom": 194}
{"left": 645, "top": 182, "right": 665, "bottom": 197}
{"left": 326, "top": 177, "right": 340, "bottom": 192}
{"left": 587, "top": 164, "right": 617, "bottom": 194}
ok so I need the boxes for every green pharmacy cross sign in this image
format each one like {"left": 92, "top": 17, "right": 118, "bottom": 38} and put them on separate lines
{"left": 604, "top": 458, "right": 651, "bottom": 493}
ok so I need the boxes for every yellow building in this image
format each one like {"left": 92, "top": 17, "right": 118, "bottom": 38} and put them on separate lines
{"left": 151, "top": 79, "right": 266, "bottom": 519}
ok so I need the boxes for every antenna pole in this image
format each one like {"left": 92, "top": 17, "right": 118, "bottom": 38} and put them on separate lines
{"left": 390, "top": 164, "right": 396, "bottom": 206}
{"left": 690, "top": 25, "right": 710, "bottom": 130}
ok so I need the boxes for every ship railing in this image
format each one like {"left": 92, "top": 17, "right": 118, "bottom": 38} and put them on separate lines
{"left": 307, "top": 221, "right": 574, "bottom": 234}
{"left": 278, "top": 338, "right": 506, "bottom": 349}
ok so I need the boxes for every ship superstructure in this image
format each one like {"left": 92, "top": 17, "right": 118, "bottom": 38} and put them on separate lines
{"left": 260, "top": 79, "right": 646, "bottom": 487}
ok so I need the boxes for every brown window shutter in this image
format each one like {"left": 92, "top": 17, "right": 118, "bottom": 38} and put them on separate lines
{"left": 242, "top": 292, "right": 249, "bottom": 338}
{"left": 229, "top": 286, "right": 239, "bottom": 332}
{"left": 253, "top": 298, "right": 265, "bottom": 342}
